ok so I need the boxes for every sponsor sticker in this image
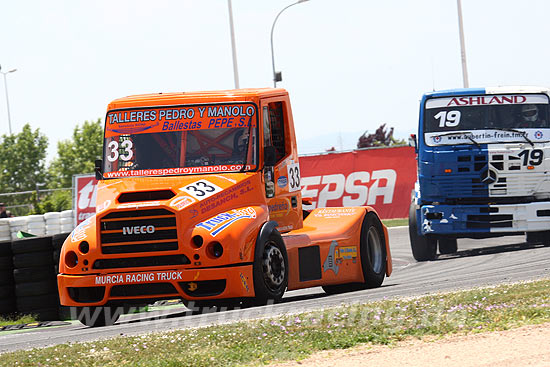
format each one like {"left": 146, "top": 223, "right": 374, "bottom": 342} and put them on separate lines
{"left": 314, "top": 208, "right": 359, "bottom": 218}
{"left": 71, "top": 216, "right": 93, "bottom": 242}
{"left": 277, "top": 176, "right": 288, "bottom": 188}
{"left": 196, "top": 207, "right": 257, "bottom": 236}
{"left": 170, "top": 196, "right": 196, "bottom": 210}
{"left": 240, "top": 273, "right": 250, "bottom": 293}
{"left": 268, "top": 198, "right": 290, "bottom": 218}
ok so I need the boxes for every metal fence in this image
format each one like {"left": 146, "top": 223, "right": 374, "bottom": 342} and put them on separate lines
{"left": 0, "top": 187, "right": 72, "bottom": 216}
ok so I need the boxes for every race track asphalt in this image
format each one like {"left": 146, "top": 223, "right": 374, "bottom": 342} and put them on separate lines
{"left": 2, "top": 226, "right": 549, "bottom": 353}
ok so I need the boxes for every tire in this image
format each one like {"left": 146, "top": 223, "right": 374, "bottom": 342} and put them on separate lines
{"left": 16, "top": 294, "right": 60, "bottom": 312}
{"left": 0, "top": 269, "right": 14, "bottom": 285}
{"left": 322, "top": 212, "right": 387, "bottom": 294}
{"left": 14, "top": 266, "right": 56, "bottom": 284}
{"left": 13, "top": 251, "right": 54, "bottom": 268}
{"left": 11, "top": 237, "right": 52, "bottom": 254}
{"left": 0, "top": 256, "right": 13, "bottom": 270}
{"left": 76, "top": 306, "right": 121, "bottom": 327}
{"left": 52, "top": 233, "right": 70, "bottom": 251}
{"left": 526, "top": 231, "right": 550, "bottom": 246}
{"left": 15, "top": 280, "right": 58, "bottom": 297}
{"left": 409, "top": 201, "right": 437, "bottom": 261}
{"left": 0, "top": 284, "right": 15, "bottom": 298}
{"left": 252, "top": 231, "right": 288, "bottom": 305}
{"left": 0, "top": 241, "right": 12, "bottom": 256}
{"left": 53, "top": 250, "right": 60, "bottom": 265}
{"left": 360, "top": 212, "right": 387, "bottom": 288}
{"left": 0, "top": 298, "right": 16, "bottom": 314}
{"left": 439, "top": 237, "right": 458, "bottom": 254}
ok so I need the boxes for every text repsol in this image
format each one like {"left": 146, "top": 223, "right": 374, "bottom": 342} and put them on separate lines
{"left": 122, "top": 225, "right": 155, "bottom": 235}
{"left": 300, "top": 169, "right": 397, "bottom": 209}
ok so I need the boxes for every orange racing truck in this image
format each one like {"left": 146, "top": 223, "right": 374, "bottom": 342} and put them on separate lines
{"left": 57, "top": 88, "right": 392, "bottom": 326}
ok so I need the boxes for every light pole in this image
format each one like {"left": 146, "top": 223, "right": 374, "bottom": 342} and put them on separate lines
{"left": 270, "top": 0, "right": 309, "bottom": 87}
{"left": 0, "top": 65, "right": 17, "bottom": 135}
{"left": 456, "top": 0, "right": 469, "bottom": 88}
{"left": 227, "top": 0, "right": 240, "bottom": 89}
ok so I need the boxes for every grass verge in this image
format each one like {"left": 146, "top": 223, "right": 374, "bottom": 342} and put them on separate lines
{"left": 0, "top": 314, "right": 37, "bottom": 327}
{"left": 2, "top": 279, "right": 550, "bottom": 366}
{"left": 382, "top": 218, "right": 408, "bottom": 227}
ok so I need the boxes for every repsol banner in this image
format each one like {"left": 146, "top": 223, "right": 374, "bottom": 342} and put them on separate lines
{"left": 73, "top": 146, "right": 416, "bottom": 222}
{"left": 299, "top": 146, "right": 416, "bottom": 219}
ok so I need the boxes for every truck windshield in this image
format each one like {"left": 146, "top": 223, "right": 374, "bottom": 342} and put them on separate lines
{"left": 423, "top": 93, "right": 550, "bottom": 146}
{"left": 103, "top": 103, "right": 258, "bottom": 178}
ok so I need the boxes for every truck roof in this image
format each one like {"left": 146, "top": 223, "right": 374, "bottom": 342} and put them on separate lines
{"left": 423, "top": 86, "right": 550, "bottom": 98}
{"left": 107, "top": 88, "right": 288, "bottom": 110}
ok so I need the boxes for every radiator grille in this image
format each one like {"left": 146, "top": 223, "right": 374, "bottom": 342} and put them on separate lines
{"left": 100, "top": 209, "right": 178, "bottom": 255}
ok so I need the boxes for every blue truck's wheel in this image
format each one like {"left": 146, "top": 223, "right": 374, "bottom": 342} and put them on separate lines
{"left": 526, "top": 231, "right": 550, "bottom": 246}
{"left": 438, "top": 238, "right": 458, "bottom": 255}
{"left": 408, "top": 201, "right": 437, "bottom": 261}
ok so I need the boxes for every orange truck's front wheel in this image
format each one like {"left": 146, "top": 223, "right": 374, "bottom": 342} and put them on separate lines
{"left": 252, "top": 228, "right": 288, "bottom": 305}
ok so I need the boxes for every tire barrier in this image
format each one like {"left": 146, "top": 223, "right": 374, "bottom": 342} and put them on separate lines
{"left": 9, "top": 234, "right": 70, "bottom": 321}
{"left": 0, "top": 240, "right": 16, "bottom": 316}
{"left": 1, "top": 210, "right": 74, "bottom": 240}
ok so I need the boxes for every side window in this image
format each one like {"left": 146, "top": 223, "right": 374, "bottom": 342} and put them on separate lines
{"left": 263, "top": 106, "right": 272, "bottom": 147}
{"left": 268, "top": 102, "right": 286, "bottom": 162}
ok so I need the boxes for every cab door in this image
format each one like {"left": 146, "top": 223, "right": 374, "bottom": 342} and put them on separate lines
{"left": 260, "top": 98, "right": 303, "bottom": 232}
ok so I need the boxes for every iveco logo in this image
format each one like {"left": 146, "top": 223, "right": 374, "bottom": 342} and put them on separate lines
{"left": 122, "top": 225, "right": 155, "bottom": 235}
{"left": 481, "top": 169, "right": 498, "bottom": 185}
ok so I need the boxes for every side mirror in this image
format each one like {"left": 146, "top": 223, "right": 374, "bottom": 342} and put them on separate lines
{"left": 264, "top": 146, "right": 276, "bottom": 167}
{"left": 409, "top": 134, "right": 418, "bottom": 152}
{"left": 95, "top": 159, "right": 104, "bottom": 180}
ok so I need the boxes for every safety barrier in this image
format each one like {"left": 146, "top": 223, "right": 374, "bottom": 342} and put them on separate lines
{"left": 0, "top": 233, "right": 70, "bottom": 321}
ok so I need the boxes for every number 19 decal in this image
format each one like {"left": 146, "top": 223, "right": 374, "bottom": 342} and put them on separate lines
{"left": 435, "top": 110, "right": 461, "bottom": 127}
{"left": 287, "top": 162, "right": 301, "bottom": 192}
{"left": 517, "top": 149, "right": 543, "bottom": 166}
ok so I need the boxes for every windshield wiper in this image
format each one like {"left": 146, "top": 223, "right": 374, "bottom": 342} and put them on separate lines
{"left": 490, "top": 128, "right": 534, "bottom": 147}
{"left": 433, "top": 131, "right": 481, "bottom": 147}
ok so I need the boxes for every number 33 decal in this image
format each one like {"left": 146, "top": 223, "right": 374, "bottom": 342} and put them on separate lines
{"left": 107, "top": 140, "right": 133, "bottom": 162}
{"left": 182, "top": 180, "right": 223, "bottom": 199}
{"left": 287, "top": 162, "right": 301, "bottom": 192}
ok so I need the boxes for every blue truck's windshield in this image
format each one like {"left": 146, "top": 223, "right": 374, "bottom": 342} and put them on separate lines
{"left": 423, "top": 93, "right": 550, "bottom": 146}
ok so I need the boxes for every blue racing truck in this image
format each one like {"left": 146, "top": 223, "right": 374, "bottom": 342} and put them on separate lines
{"left": 409, "top": 86, "right": 550, "bottom": 261}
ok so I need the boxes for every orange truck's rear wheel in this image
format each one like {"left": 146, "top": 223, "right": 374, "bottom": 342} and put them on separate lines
{"left": 360, "top": 212, "right": 387, "bottom": 288}
{"left": 323, "top": 211, "right": 387, "bottom": 295}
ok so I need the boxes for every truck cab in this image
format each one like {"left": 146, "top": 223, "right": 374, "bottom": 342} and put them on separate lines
{"left": 58, "top": 88, "right": 391, "bottom": 326}
{"left": 410, "top": 86, "right": 550, "bottom": 261}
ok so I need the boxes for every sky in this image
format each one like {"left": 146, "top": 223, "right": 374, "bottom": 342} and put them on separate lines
{"left": 2, "top": 0, "right": 550, "bottom": 161}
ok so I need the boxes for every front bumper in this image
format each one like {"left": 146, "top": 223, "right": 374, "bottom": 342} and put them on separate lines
{"left": 57, "top": 264, "right": 254, "bottom": 307}
{"left": 419, "top": 201, "right": 550, "bottom": 235}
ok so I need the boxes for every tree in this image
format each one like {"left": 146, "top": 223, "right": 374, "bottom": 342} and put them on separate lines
{"left": 48, "top": 119, "right": 103, "bottom": 188}
{"left": 0, "top": 124, "right": 49, "bottom": 193}
{"left": 357, "top": 124, "right": 407, "bottom": 148}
